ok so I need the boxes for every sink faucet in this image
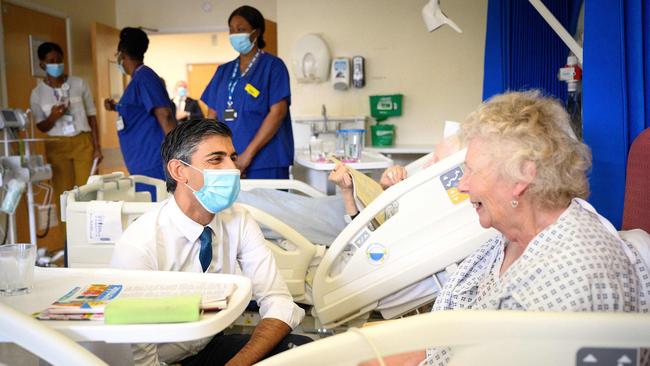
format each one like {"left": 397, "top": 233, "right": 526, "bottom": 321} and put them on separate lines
{"left": 321, "top": 104, "right": 327, "bottom": 124}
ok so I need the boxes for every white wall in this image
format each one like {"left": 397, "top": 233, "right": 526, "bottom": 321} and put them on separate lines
{"left": 116, "top": 0, "right": 276, "bottom": 32}
{"left": 147, "top": 32, "right": 237, "bottom": 97}
{"left": 277, "top": 0, "right": 487, "bottom": 145}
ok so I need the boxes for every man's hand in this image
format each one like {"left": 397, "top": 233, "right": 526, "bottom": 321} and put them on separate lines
{"left": 379, "top": 165, "right": 407, "bottom": 189}
{"left": 104, "top": 98, "right": 117, "bottom": 111}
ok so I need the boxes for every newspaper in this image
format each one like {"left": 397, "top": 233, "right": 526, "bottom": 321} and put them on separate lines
{"left": 329, "top": 156, "right": 386, "bottom": 226}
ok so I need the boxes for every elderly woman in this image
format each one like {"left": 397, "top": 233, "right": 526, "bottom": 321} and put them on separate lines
{"left": 371, "top": 91, "right": 649, "bottom": 366}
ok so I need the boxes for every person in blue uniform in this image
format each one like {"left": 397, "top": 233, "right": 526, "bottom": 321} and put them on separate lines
{"left": 104, "top": 27, "right": 176, "bottom": 198}
{"left": 202, "top": 5, "right": 294, "bottom": 179}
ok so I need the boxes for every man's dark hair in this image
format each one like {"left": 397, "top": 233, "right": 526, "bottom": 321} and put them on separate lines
{"left": 228, "top": 5, "right": 266, "bottom": 49}
{"left": 161, "top": 119, "right": 233, "bottom": 192}
{"left": 118, "top": 27, "right": 149, "bottom": 61}
{"left": 37, "top": 42, "right": 64, "bottom": 61}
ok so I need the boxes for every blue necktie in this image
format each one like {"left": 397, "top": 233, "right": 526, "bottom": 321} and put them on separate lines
{"left": 199, "top": 226, "right": 213, "bottom": 272}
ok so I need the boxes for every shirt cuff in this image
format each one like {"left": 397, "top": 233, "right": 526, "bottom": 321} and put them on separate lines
{"left": 260, "top": 299, "right": 305, "bottom": 330}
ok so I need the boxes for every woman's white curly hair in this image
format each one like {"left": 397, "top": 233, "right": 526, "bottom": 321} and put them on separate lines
{"left": 460, "top": 90, "right": 592, "bottom": 209}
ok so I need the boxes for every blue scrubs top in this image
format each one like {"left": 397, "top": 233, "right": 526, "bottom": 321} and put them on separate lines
{"left": 201, "top": 52, "right": 294, "bottom": 171}
{"left": 116, "top": 65, "right": 170, "bottom": 180}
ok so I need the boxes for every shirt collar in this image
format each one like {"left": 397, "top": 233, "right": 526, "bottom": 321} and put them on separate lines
{"left": 167, "top": 195, "right": 218, "bottom": 243}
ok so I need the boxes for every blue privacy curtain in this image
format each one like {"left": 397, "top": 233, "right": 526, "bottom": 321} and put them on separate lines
{"left": 583, "top": 0, "right": 650, "bottom": 228}
{"left": 482, "top": 0, "right": 582, "bottom": 101}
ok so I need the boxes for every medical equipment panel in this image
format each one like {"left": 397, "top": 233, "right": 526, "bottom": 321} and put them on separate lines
{"left": 0, "top": 109, "right": 28, "bottom": 129}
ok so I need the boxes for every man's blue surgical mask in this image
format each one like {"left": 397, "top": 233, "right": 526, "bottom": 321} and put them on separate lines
{"left": 45, "top": 63, "right": 65, "bottom": 78}
{"left": 181, "top": 161, "right": 240, "bottom": 214}
{"left": 177, "top": 87, "right": 187, "bottom": 97}
{"left": 229, "top": 33, "right": 255, "bottom": 55}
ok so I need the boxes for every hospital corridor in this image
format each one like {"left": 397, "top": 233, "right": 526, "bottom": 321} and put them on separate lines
{"left": 0, "top": 0, "right": 649, "bottom": 365}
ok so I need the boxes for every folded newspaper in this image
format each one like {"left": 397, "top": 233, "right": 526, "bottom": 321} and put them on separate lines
{"left": 329, "top": 156, "right": 386, "bottom": 226}
{"left": 36, "top": 282, "right": 236, "bottom": 320}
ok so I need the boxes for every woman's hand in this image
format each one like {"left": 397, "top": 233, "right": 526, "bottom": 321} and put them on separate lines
{"left": 103, "top": 98, "right": 117, "bottom": 111}
{"left": 329, "top": 162, "right": 358, "bottom": 215}
{"left": 48, "top": 104, "right": 67, "bottom": 121}
{"left": 329, "top": 163, "right": 354, "bottom": 191}
{"left": 380, "top": 165, "right": 407, "bottom": 189}
{"left": 92, "top": 147, "right": 104, "bottom": 164}
{"left": 235, "top": 150, "right": 253, "bottom": 175}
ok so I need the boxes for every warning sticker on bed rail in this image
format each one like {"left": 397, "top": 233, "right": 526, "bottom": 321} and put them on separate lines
{"left": 366, "top": 243, "right": 388, "bottom": 264}
{"left": 440, "top": 166, "right": 469, "bottom": 205}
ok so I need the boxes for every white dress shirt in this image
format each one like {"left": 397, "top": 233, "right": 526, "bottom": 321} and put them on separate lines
{"left": 173, "top": 95, "right": 186, "bottom": 113}
{"left": 110, "top": 196, "right": 304, "bottom": 365}
{"left": 29, "top": 76, "right": 96, "bottom": 136}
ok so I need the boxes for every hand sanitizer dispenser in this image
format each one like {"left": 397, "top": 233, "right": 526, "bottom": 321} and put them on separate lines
{"left": 331, "top": 58, "right": 350, "bottom": 91}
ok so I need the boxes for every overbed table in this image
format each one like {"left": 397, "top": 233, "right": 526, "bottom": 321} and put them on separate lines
{"left": 0, "top": 267, "right": 252, "bottom": 343}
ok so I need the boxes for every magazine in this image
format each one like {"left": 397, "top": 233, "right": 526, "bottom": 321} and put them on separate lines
{"left": 36, "top": 282, "right": 237, "bottom": 321}
{"left": 46, "top": 284, "right": 122, "bottom": 314}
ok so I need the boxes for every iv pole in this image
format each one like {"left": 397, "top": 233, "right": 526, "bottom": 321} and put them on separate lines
{"left": 528, "top": 0, "right": 583, "bottom": 63}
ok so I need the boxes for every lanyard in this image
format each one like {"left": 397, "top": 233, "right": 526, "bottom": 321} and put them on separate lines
{"left": 227, "top": 50, "right": 261, "bottom": 107}
{"left": 46, "top": 76, "right": 69, "bottom": 103}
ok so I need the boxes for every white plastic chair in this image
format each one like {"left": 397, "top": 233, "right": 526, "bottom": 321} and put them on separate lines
{"left": 0, "top": 302, "right": 108, "bottom": 366}
{"left": 257, "top": 310, "right": 650, "bottom": 366}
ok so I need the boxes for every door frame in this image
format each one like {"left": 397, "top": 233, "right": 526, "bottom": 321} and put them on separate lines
{"left": 0, "top": 0, "right": 72, "bottom": 108}
{"left": 151, "top": 25, "right": 228, "bottom": 34}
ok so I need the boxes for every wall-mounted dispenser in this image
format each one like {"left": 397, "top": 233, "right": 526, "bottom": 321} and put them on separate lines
{"left": 331, "top": 58, "right": 350, "bottom": 91}
{"left": 352, "top": 56, "right": 365, "bottom": 88}
{"left": 292, "top": 34, "right": 331, "bottom": 83}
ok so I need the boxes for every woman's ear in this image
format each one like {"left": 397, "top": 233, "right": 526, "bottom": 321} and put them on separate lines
{"left": 513, "top": 160, "right": 536, "bottom": 197}
{"left": 167, "top": 160, "right": 188, "bottom": 186}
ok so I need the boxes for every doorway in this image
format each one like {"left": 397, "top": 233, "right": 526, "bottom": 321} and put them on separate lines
{"left": 146, "top": 19, "right": 278, "bottom": 117}
{"left": 90, "top": 22, "right": 126, "bottom": 175}
{"left": 187, "top": 62, "right": 220, "bottom": 117}
{"left": 1, "top": 1, "right": 69, "bottom": 251}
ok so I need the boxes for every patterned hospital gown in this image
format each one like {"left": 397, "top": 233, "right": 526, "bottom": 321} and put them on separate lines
{"left": 423, "top": 199, "right": 650, "bottom": 365}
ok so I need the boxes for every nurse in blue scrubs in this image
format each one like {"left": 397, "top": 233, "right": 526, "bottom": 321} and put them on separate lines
{"left": 202, "top": 5, "right": 294, "bottom": 179}
{"left": 104, "top": 27, "right": 176, "bottom": 195}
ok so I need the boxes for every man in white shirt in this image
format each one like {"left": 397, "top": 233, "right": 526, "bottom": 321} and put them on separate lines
{"left": 110, "top": 119, "right": 309, "bottom": 366}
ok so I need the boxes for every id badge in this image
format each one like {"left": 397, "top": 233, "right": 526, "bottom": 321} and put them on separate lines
{"left": 224, "top": 108, "right": 238, "bottom": 122}
{"left": 61, "top": 115, "right": 76, "bottom": 136}
{"left": 116, "top": 116, "right": 125, "bottom": 131}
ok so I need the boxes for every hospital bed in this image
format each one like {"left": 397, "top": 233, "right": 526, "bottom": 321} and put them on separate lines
{"left": 0, "top": 302, "right": 108, "bottom": 366}
{"left": 256, "top": 310, "right": 650, "bottom": 366}
{"left": 61, "top": 173, "right": 168, "bottom": 268}
{"left": 62, "top": 149, "right": 497, "bottom": 328}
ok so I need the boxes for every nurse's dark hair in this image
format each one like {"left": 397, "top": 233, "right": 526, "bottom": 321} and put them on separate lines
{"left": 37, "top": 42, "right": 63, "bottom": 60}
{"left": 228, "top": 5, "right": 266, "bottom": 49}
{"left": 161, "top": 119, "right": 233, "bottom": 193}
{"left": 118, "top": 27, "right": 149, "bottom": 61}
